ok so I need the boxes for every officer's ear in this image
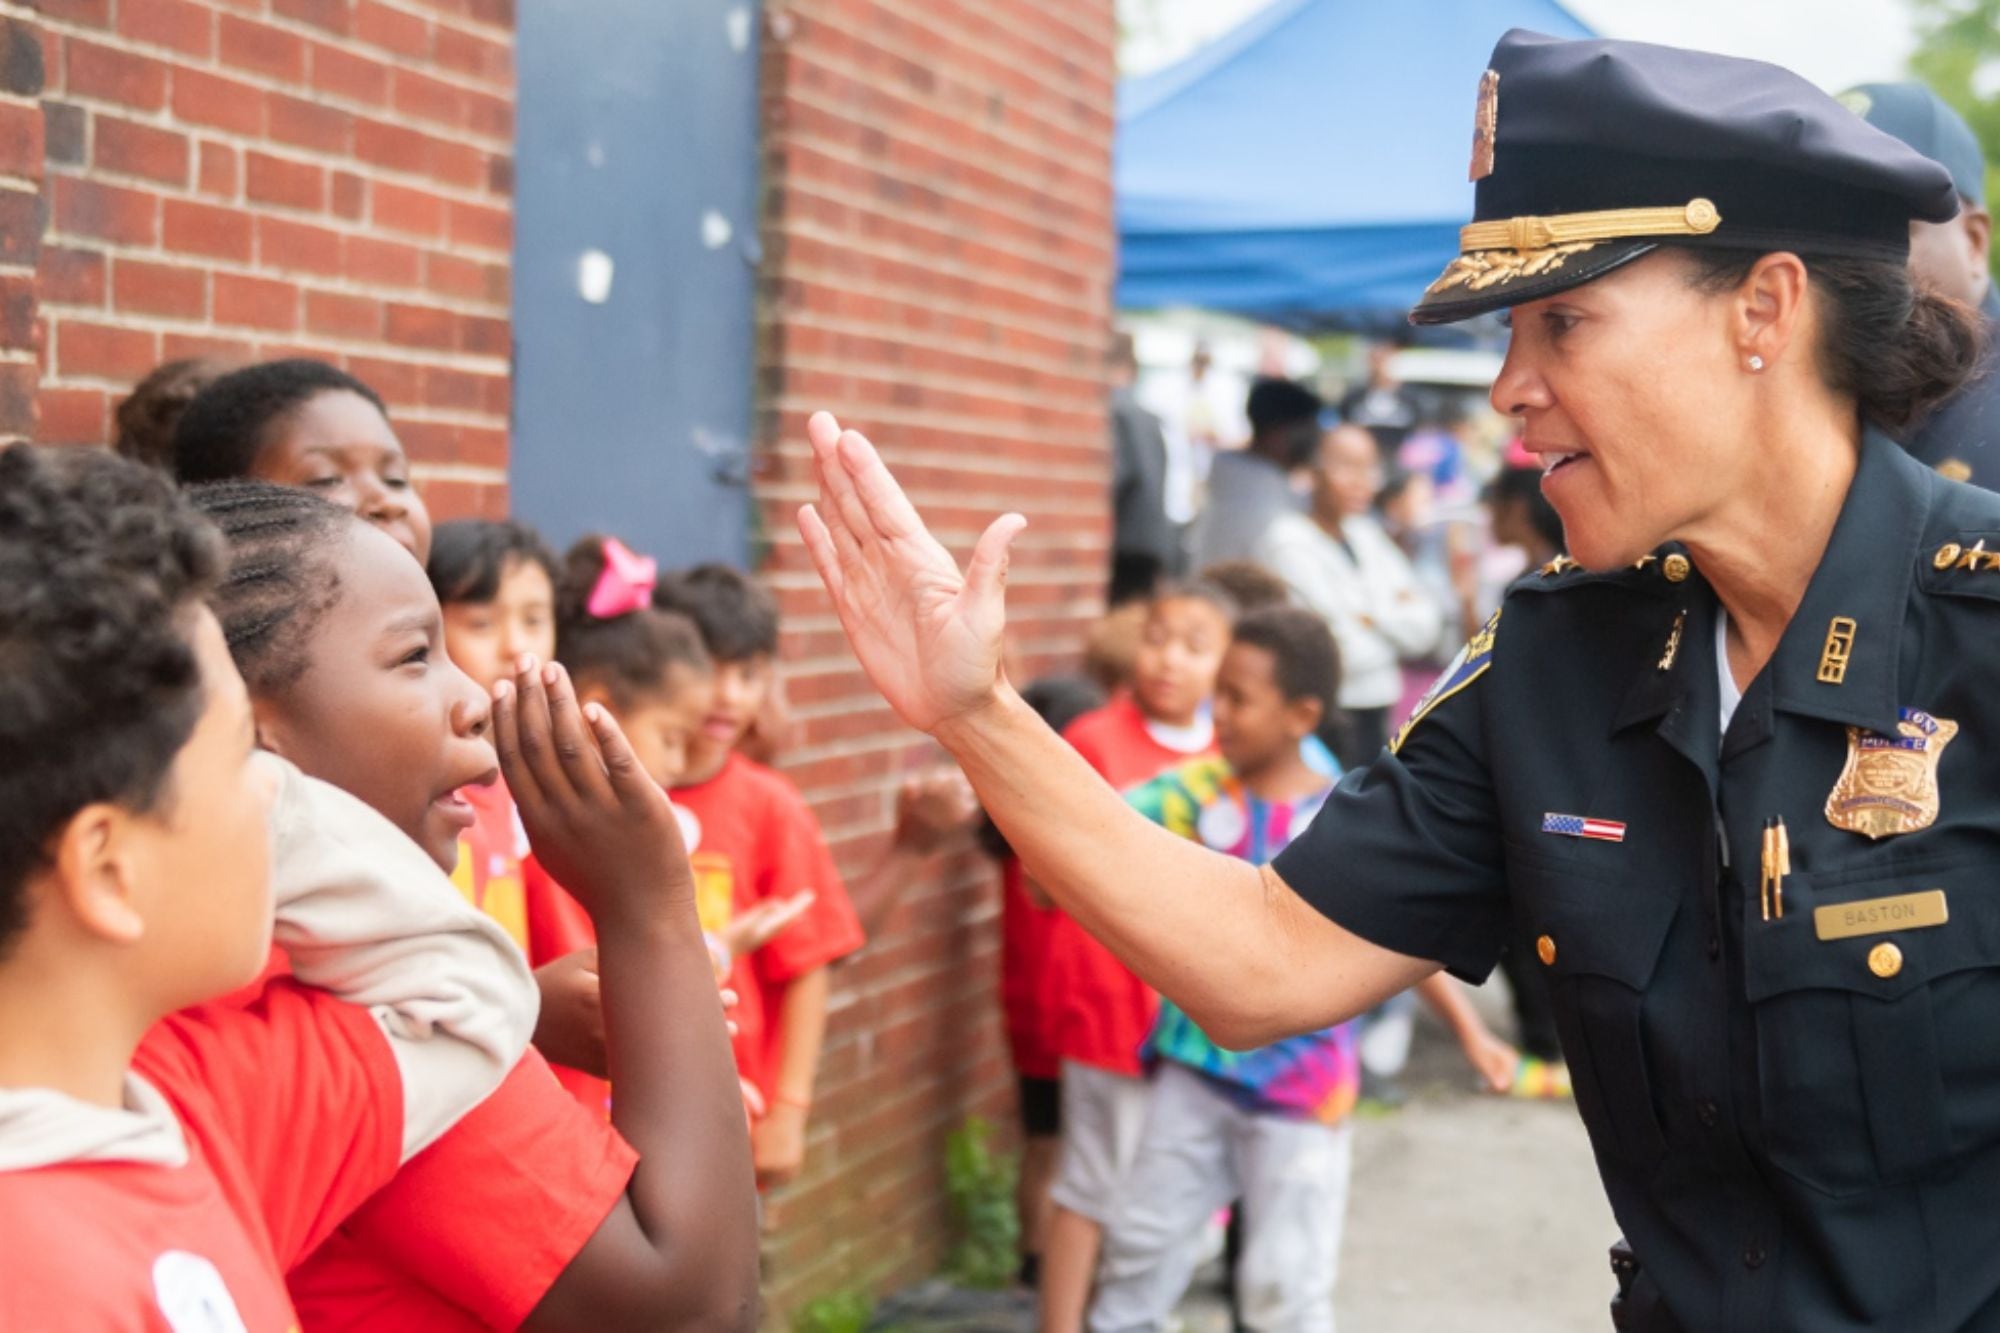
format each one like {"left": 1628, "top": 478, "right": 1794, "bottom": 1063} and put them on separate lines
{"left": 1733, "top": 251, "right": 1810, "bottom": 374}
{"left": 1962, "top": 205, "right": 1992, "bottom": 284}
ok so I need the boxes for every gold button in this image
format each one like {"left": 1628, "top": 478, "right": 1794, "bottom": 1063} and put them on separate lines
{"left": 1662, "top": 553, "right": 1691, "bottom": 583}
{"left": 1937, "top": 543, "right": 1965, "bottom": 570}
{"left": 1536, "top": 934, "right": 1557, "bottom": 966}
{"left": 1685, "top": 198, "right": 1720, "bottom": 232}
{"left": 1867, "top": 941, "right": 1903, "bottom": 979}
{"left": 1939, "top": 459, "right": 1973, "bottom": 484}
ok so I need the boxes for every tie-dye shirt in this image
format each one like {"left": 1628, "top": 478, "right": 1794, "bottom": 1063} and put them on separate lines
{"left": 1129, "top": 755, "right": 1361, "bottom": 1125}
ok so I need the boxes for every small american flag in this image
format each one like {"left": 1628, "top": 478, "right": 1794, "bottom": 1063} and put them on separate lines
{"left": 1542, "top": 812, "right": 1627, "bottom": 842}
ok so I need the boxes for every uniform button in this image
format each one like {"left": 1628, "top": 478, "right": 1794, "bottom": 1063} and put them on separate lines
{"left": 1936, "top": 542, "right": 1965, "bottom": 570}
{"left": 1743, "top": 1242, "right": 1767, "bottom": 1270}
{"left": 1662, "top": 553, "right": 1692, "bottom": 583}
{"left": 1696, "top": 1099, "right": 1719, "bottom": 1127}
{"left": 1868, "top": 941, "right": 1904, "bottom": 979}
{"left": 1536, "top": 934, "right": 1557, "bottom": 966}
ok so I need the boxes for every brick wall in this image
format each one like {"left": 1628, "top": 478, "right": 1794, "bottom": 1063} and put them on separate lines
{"left": 752, "top": 0, "right": 1117, "bottom": 1318}
{"left": 31, "top": 0, "right": 516, "bottom": 519}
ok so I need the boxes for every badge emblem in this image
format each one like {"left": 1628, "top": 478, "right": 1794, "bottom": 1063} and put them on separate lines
{"left": 1825, "top": 707, "right": 1958, "bottom": 839}
{"left": 1391, "top": 608, "right": 1499, "bottom": 754}
{"left": 1469, "top": 69, "right": 1499, "bottom": 181}
{"left": 1197, "top": 798, "right": 1248, "bottom": 852}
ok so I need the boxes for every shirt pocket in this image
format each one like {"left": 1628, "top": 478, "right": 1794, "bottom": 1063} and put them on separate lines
{"left": 1513, "top": 848, "right": 1682, "bottom": 1174}
{"left": 1742, "top": 860, "right": 2000, "bottom": 1198}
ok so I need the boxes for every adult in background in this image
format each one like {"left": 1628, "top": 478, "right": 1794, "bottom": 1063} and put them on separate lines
{"left": 1338, "top": 339, "right": 1422, "bottom": 459}
{"left": 1186, "top": 377, "right": 1320, "bottom": 570}
{"left": 796, "top": 29, "right": 1994, "bottom": 1331}
{"left": 1108, "top": 332, "right": 1179, "bottom": 605}
{"left": 1260, "top": 424, "right": 1443, "bottom": 767}
{"left": 1844, "top": 81, "right": 1998, "bottom": 486}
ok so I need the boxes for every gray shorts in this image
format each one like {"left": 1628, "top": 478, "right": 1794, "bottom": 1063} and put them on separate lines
{"left": 1048, "top": 1061, "right": 1154, "bottom": 1225}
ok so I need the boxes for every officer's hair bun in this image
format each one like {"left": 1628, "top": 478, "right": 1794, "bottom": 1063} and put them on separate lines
{"left": 1683, "top": 248, "right": 1986, "bottom": 436}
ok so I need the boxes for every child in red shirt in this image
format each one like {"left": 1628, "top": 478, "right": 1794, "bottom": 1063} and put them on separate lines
{"left": 0, "top": 449, "right": 532, "bottom": 1330}
{"left": 1042, "top": 581, "right": 1235, "bottom": 1333}
{"left": 190, "top": 480, "right": 761, "bottom": 1331}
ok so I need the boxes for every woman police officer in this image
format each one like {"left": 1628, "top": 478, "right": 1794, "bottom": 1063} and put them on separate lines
{"left": 801, "top": 30, "right": 1993, "bottom": 1333}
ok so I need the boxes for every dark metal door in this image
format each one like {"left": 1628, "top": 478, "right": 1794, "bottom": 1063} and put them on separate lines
{"left": 510, "top": 0, "right": 761, "bottom": 566}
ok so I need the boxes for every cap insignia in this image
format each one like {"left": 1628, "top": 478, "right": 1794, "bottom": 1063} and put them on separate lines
{"left": 1470, "top": 70, "right": 1499, "bottom": 182}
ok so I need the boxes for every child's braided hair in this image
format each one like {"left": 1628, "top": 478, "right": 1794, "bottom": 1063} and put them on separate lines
{"left": 187, "top": 480, "right": 351, "bottom": 695}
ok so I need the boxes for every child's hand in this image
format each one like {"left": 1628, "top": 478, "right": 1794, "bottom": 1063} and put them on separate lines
{"left": 533, "top": 949, "right": 606, "bottom": 1077}
{"left": 721, "top": 891, "right": 817, "bottom": 961}
{"left": 492, "top": 655, "right": 693, "bottom": 927}
{"left": 753, "top": 1100, "right": 809, "bottom": 1188}
{"left": 1462, "top": 1027, "right": 1520, "bottom": 1094}
{"left": 892, "top": 769, "right": 978, "bottom": 853}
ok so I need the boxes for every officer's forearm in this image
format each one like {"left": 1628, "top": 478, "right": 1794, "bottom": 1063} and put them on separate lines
{"left": 935, "top": 687, "right": 1430, "bottom": 1045}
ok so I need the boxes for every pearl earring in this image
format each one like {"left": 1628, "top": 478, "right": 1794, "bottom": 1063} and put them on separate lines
{"left": 1748, "top": 355, "right": 1766, "bottom": 372}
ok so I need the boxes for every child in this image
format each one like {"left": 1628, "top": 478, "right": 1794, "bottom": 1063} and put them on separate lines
{"left": 190, "top": 482, "right": 761, "bottom": 1331}
{"left": 175, "top": 357, "right": 433, "bottom": 564}
{"left": 0, "top": 448, "right": 534, "bottom": 1327}
{"left": 1089, "top": 609, "right": 1516, "bottom": 1332}
{"left": 114, "top": 354, "right": 232, "bottom": 470}
{"left": 653, "top": 563, "right": 870, "bottom": 1189}
{"left": 1042, "top": 580, "right": 1236, "bottom": 1333}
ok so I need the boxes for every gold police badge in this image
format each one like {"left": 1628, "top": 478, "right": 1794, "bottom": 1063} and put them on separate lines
{"left": 1469, "top": 69, "right": 1499, "bottom": 182}
{"left": 1825, "top": 707, "right": 1957, "bottom": 839}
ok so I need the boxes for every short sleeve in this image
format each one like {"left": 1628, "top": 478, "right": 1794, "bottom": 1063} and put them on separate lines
{"left": 756, "top": 778, "right": 865, "bottom": 982}
{"left": 1270, "top": 653, "right": 1510, "bottom": 983}
{"left": 136, "top": 978, "right": 404, "bottom": 1269}
{"left": 294, "top": 1048, "right": 639, "bottom": 1330}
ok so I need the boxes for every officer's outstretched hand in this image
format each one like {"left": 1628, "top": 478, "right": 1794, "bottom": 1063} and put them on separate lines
{"left": 799, "top": 411, "right": 1026, "bottom": 734}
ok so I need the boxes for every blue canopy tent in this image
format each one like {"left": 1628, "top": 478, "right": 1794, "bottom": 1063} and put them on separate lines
{"left": 1115, "top": 0, "right": 1593, "bottom": 334}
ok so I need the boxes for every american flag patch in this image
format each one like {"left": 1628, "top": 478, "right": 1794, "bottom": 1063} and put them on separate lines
{"left": 1542, "top": 813, "right": 1627, "bottom": 842}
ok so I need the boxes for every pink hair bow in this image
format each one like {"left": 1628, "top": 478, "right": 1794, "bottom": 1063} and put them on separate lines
{"left": 586, "top": 537, "right": 657, "bottom": 619}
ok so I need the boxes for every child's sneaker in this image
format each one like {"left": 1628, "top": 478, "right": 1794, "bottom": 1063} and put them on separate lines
{"left": 1509, "top": 1055, "right": 1573, "bottom": 1099}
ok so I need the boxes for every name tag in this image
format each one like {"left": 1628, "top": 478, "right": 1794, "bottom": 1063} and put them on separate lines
{"left": 1813, "top": 889, "right": 1949, "bottom": 941}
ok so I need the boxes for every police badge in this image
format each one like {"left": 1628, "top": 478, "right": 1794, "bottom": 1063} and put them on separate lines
{"left": 1825, "top": 707, "right": 1958, "bottom": 839}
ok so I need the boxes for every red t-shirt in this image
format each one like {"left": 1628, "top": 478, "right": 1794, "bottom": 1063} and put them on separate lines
{"left": 1048, "top": 698, "right": 1215, "bottom": 1075}
{"left": 1000, "top": 857, "right": 1062, "bottom": 1081}
{"left": 0, "top": 980, "right": 402, "bottom": 1331}
{"left": 522, "top": 858, "right": 613, "bottom": 1115}
{"left": 673, "top": 752, "right": 865, "bottom": 1105}
{"left": 286, "top": 1047, "right": 639, "bottom": 1331}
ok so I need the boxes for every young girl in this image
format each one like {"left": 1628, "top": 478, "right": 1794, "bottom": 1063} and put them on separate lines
{"left": 1042, "top": 580, "right": 1236, "bottom": 1333}
{"left": 190, "top": 481, "right": 760, "bottom": 1332}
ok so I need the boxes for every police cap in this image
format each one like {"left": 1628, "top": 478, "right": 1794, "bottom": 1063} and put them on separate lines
{"left": 1412, "top": 30, "right": 1962, "bottom": 326}
{"left": 1839, "top": 81, "right": 1987, "bottom": 207}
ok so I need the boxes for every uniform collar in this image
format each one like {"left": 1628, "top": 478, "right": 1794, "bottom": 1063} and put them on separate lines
{"left": 1761, "top": 430, "right": 1923, "bottom": 737}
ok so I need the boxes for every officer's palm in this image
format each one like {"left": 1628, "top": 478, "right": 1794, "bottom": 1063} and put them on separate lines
{"left": 798, "top": 411, "right": 1025, "bottom": 735}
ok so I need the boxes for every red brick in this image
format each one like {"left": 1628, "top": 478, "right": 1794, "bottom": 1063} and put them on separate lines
{"left": 37, "top": 386, "right": 108, "bottom": 445}
{"left": 384, "top": 301, "right": 454, "bottom": 349}
{"left": 459, "top": 313, "right": 508, "bottom": 357}
{"left": 162, "top": 331, "right": 253, "bottom": 364}
{"left": 256, "top": 216, "right": 344, "bottom": 276}
{"left": 198, "top": 140, "right": 237, "bottom": 196}
{"left": 39, "top": 247, "right": 106, "bottom": 307}
{"left": 57, "top": 319, "right": 158, "bottom": 379}
{"left": 346, "top": 353, "right": 419, "bottom": 405}
{"left": 308, "top": 40, "right": 389, "bottom": 106}
{"left": 66, "top": 39, "right": 168, "bottom": 111}
{"left": 163, "top": 198, "right": 252, "bottom": 261}
{"left": 304, "top": 289, "right": 381, "bottom": 339}
{"left": 343, "top": 234, "right": 421, "bottom": 285}
{"left": 434, "top": 24, "right": 509, "bottom": 83}
{"left": 331, "top": 169, "right": 366, "bottom": 220}
{"left": 273, "top": 0, "right": 353, "bottom": 36}
{"left": 244, "top": 151, "right": 323, "bottom": 210}
{"left": 219, "top": 15, "right": 305, "bottom": 82}
{"left": 53, "top": 176, "right": 157, "bottom": 246}
{"left": 94, "top": 117, "right": 188, "bottom": 185}
{"left": 268, "top": 93, "right": 352, "bottom": 154}
{"left": 466, "top": 0, "right": 515, "bottom": 29}
{"left": 371, "top": 181, "right": 445, "bottom": 238}
{"left": 423, "top": 366, "right": 486, "bottom": 410}
{"left": 113, "top": 258, "right": 206, "bottom": 317}
{"left": 392, "top": 69, "right": 462, "bottom": 126}
{"left": 214, "top": 272, "right": 298, "bottom": 331}
{"left": 423, "top": 249, "right": 483, "bottom": 300}
{"left": 354, "top": 117, "right": 432, "bottom": 175}
{"left": 0, "top": 102, "right": 43, "bottom": 180}
{"left": 430, "top": 140, "right": 483, "bottom": 190}
{"left": 447, "top": 199, "right": 510, "bottom": 251}
{"left": 354, "top": 1, "right": 429, "bottom": 57}
{"left": 463, "top": 88, "right": 510, "bottom": 140}
{"left": 118, "top": 0, "right": 216, "bottom": 59}
{"left": 457, "top": 424, "right": 507, "bottom": 469}
{"left": 42, "top": 0, "right": 112, "bottom": 28}
{"left": 0, "top": 273, "right": 37, "bottom": 348}
{"left": 43, "top": 102, "right": 85, "bottom": 167}
{"left": 171, "top": 66, "right": 264, "bottom": 135}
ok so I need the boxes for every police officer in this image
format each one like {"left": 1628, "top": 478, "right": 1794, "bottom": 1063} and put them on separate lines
{"left": 798, "top": 29, "right": 1992, "bottom": 1333}
{"left": 1841, "top": 81, "right": 2000, "bottom": 488}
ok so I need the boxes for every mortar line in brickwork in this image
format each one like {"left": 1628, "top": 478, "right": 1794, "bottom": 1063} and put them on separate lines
{"left": 775, "top": 88, "right": 1116, "bottom": 228}
{"left": 39, "top": 321, "right": 513, "bottom": 382}
{"left": 758, "top": 413, "right": 1105, "bottom": 455}
{"left": 761, "top": 269, "right": 1109, "bottom": 347}
{"left": 773, "top": 310, "right": 1111, "bottom": 385}
{"left": 765, "top": 361, "right": 1107, "bottom": 421}
{"left": 409, "top": 463, "right": 505, "bottom": 487}
{"left": 37, "top": 254, "right": 512, "bottom": 325}
{"left": 772, "top": 256, "right": 1106, "bottom": 337}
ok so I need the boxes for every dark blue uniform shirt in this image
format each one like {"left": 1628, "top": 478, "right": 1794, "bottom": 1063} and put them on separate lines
{"left": 1277, "top": 432, "right": 2000, "bottom": 1331}
{"left": 1904, "top": 286, "right": 2000, "bottom": 490}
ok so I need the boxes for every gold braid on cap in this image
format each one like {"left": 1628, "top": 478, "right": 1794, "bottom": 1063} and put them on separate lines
{"left": 1428, "top": 198, "right": 1722, "bottom": 296}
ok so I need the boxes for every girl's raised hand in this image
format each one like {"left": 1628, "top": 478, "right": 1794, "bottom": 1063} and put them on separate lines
{"left": 797, "top": 411, "right": 1026, "bottom": 735}
{"left": 492, "top": 654, "right": 693, "bottom": 926}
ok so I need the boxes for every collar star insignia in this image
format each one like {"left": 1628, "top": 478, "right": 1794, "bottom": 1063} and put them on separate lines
{"left": 1632, "top": 555, "right": 1659, "bottom": 571}
{"left": 1958, "top": 540, "right": 1992, "bottom": 571}
{"left": 1540, "top": 555, "right": 1578, "bottom": 578}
